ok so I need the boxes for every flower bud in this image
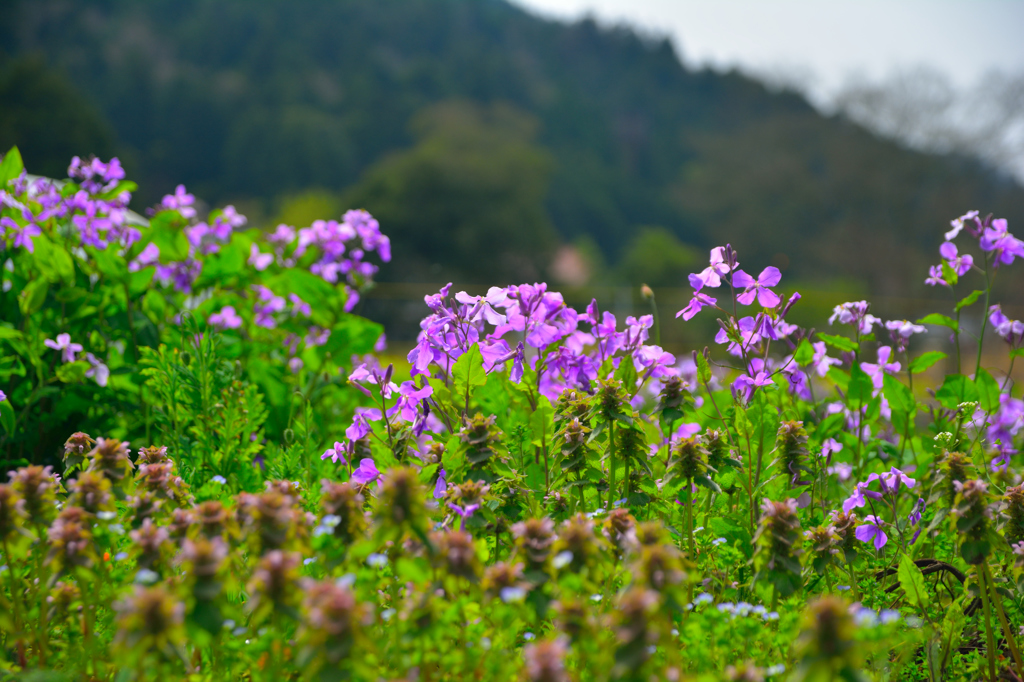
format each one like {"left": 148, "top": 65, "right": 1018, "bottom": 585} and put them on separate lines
{"left": 523, "top": 637, "right": 570, "bottom": 682}
{"left": 68, "top": 470, "right": 114, "bottom": 515}
{"left": 9, "top": 465, "right": 60, "bottom": 526}
{"left": 88, "top": 438, "right": 134, "bottom": 484}
{"left": 319, "top": 480, "right": 366, "bottom": 544}
{"left": 512, "top": 517, "right": 556, "bottom": 568}
{"left": 113, "top": 585, "right": 185, "bottom": 653}
{"left": 752, "top": 498, "right": 803, "bottom": 598}
{"left": 432, "top": 528, "right": 480, "bottom": 580}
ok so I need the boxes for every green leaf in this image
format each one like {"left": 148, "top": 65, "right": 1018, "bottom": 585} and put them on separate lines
{"left": 847, "top": 363, "right": 874, "bottom": 404}
{"left": 0, "top": 147, "right": 24, "bottom": 186}
{"left": 1012, "top": 348, "right": 1024, "bottom": 360}
{"left": 897, "top": 554, "right": 931, "bottom": 610}
{"left": 614, "top": 354, "right": 637, "bottom": 389}
{"left": 916, "top": 314, "right": 958, "bottom": 332}
{"left": 941, "top": 261, "right": 959, "bottom": 287}
{"left": 451, "top": 344, "right": 487, "bottom": 408}
{"left": 32, "top": 235, "right": 76, "bottom": 286}
{"left": 934, "top": 374, "right": 978, "bottom": 410}
{"left": 908, "top": 351, "right": 946, "bottom": 374}
{"left": 793, "top": 339, "right": 814, "bottom": 366}
{"left": 693, "top": 474, "right": 722, "bottom": 493}
{"left": 882, "top": 374, "right": 915, "bottom": 415}
{"left": 0, "top": 398, "right": 13, "bottom": 435}
{"left": 0, "top": 326, "right": 23, "bottom": 342}
{"left": 955, "top": 289, "right": 985, "bottom": 312}
{"left": 696, "top": 350, "right": 711, "bottom": 385}
{"left": 18, "top": 279, "right": 48, "bottom": 315}
{"left": 974, "top": 368, "right": 1001, "bottom": 413}
{"left": 817, "top": 332, "right": 858, "bottom": 353}
{"left": 56, "top": 361, "right": 90, "bottom": 384}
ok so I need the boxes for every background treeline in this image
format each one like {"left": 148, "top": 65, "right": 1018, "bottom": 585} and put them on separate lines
{"left": 2, "top": 0, "right": 1022, "bottom": 335}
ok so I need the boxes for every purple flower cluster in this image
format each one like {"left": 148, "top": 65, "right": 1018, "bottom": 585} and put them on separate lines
{"left": 927, "top": 210, "right": 1023, "bottom": 286}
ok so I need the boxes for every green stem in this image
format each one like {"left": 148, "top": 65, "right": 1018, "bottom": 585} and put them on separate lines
{"left": 978, "top": 566, "right": 998, "bottom": 681}
{"left": 983, "top": 560, "right": 1024, "bottom": 678}
{"left": 976, "top": 263, "right": 992, "bottom": 377}
{"left": 607, "top": 421, "right": 616, "bottom": 510}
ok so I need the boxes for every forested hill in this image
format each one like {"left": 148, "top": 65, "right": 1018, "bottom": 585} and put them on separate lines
{"left": 2, "top": 0, "right": 1022, "bottom": 295}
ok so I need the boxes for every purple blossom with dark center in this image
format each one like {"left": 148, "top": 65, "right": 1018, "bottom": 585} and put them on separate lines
{"left": 321, "top": 441, "right": 349, "bottom": 465}
{"left": 209, "top": 306, "right": 243, "bottom": 330}
{"left": 855, "top": 515, "right": 888, "bottom": 550}
{"left": 351, "top": 458, "right": 382, "bottom": 486}
{"left": 733, "top": 266, "right": 782, "bottom": 307}
{"left": 44, "top": 333, "right": 83, "bottom": 363}
{"left": 878, "top": 467, "right": 916, "bottom": 495}
{"left": 448, "top": 500, "right": 481, "bottom": 520}
{"left": 939, "top": 242, "right": 974, "bottom": 276}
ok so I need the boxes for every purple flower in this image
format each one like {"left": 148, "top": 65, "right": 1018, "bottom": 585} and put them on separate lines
{"left": 289, "top": 294, "right": 311, "bottom": 317}
{"left": 989, "top": 305, "right": 1024, "bottom": 346}
{"left": 0, "top": 390, "right": 6, "bottom": 402}
{"left": 811, "top": 342, "right": 841, "bottom": 377}
{"left": 829, "top": 301, "right": 879, "bottom": 334}
{"left": 84, "top": 352, "right": 109, "bottom": 387}
{"left": 885, "top": 320, "right": 927, "bottom": 352}
{"left": 855, "top": 515, "right": 888, "bottom": 550}
{"left": 252, "top": 286, "right": 286, "bottom": 329}
{"left": 159, "top": 184, "right": 197, "bottom": 219}
{"left": 909, "top": 498, "right": 925, "bottom": 526}
{"left": 820, "top": 438, "right": 843, "bottom": 464}
{"left": 979, "top": 218, "right": 1024, "bottom": 266}
{"left": 434, "top": 469, "right": 447, "bottom": 500}
{"left": 288, "top": 357, "right": 303, "bottom": 374}
{"left": 155, "top": 259, "right": 202, "bottom": 293}
{"left": 733, "top": 266, "right": 782, "bottom": 307}
{"left": 861, "top": 346, "right": 901, "bottom": 390}
{"left": 939, "top": 242, "right": 974, "bottom": 276}
{"left": 249, "top": 244, "right": 273, "bottom": 271}
{"left": 925, "top": 265, "right": 948, "bottom": 287}
{"left": 878, "top": 467, "right": 916, "bottom": 494}
{"left": 11, "top": 222, "right": 41, "bottom": 252}
{"left": 753, "top": 313, "right": 778, "bottom": 340}
{"left": 479, "top": 339, "right": 526, "bottom": 383}
{"left": 128, "top": 242, "right": 161, "bottom": 272}
{"left": 44, "top": 333, "right": 83, "bottom": 363}
{"left": 374, "top": 334, "right": 387, "bottom": 353}
{"left": 209, "top": 306, "right": 243, "bottom": 330}
{"left": 946, "top": 210, "right": 979, "bottom": 241}
{"left": 321, "top": 441, "right": 349, "bottom": 465}
{"left": 690, "top": 246, "right": 734, "bottom": 289}
{"left": 346, "top": 407, "right": 381, "bottom": 441}
{"left": 828, "top": 462, "right": 853, "bottom": 481}
{"left": 448, "top": 500, "right": 480, "bottom": 519}
{"left": 676, "top": 292, "right": 717, "bottom": 321}
{"left": 733, "top": 369, "right": 774, "bottom": 400}
{"left": 387, "top": 381, "right": 433, "bottom": 423}
{"left": 351, "top": 458, "right": 382, "bottom": 486}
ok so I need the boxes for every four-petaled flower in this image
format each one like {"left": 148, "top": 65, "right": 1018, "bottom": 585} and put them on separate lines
{"left": 351, "top": 458, "right": 382, "bottom": 486}
{"left": 321, "top": 441, "right": 349, "bottom": 465}
{"left": 855, "top": 515, "right": 888, "bottom": 550}
{"left": 209, "top": 306, "right": 243, "bottom": 330}
{"left": 733, "top": 267, "right": 782, "bottom": 307}
{"left": 45, "top": 333, "right": 83, "bottom": 363}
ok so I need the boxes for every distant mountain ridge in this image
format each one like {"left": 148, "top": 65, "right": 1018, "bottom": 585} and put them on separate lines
{"left": 1, "top": 0, "right": 1021, "bottom": 296}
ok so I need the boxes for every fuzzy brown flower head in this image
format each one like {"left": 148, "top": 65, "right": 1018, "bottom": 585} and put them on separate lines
{"left": 636, "top": 520, "right": 670, "bottom": 547}
{"left": 425, "top": 441, "right": 446, "bottom": 464}
{"left": 9, "top": 465, "right": 60, "bottom": 525}
{"left": 615, "top": 588, "right": 661, "bottom": 648}
{"left": 953, "top": 479, "right": 994, "bottom": 563}
{"left": 657, "top": 375, "right": 686, "bottom": 412}
{"left": 303, "top": 580, "right": 368, "bottom": 638}
{"left": 114, "top": 585, "right": 185, "bottom": 651}
{"left": 595, "top": 378, "right": 629, "bottom": 419}
{"left": 512, "top": 517, "right": 556, "bottom": 565}
{"left": 1006, "top": 485, "right": 1024, "bottom": 545}
{"left": 805, "top": 525, "right": 840, "bottom": 556}
{"left": 127, "top": 491, "right": 163, "bottom": 526}
{"left": 552, "top": 597, "right": 592, "bottom": 641}
{"left": 0, "top": 483, "right": 25, "bottom": 540}
{"left": 319, "top": 480, "right": 366, "bottom": 543}
{"left": 561, "top": 417, "right": 590, "bottom": 449}
{"left": 523, "top": 637, "right": 570, "bottom": 682}
{"left": 433, "top": 528, "right": 480, "bottom": 580}
{"left": 180, "top": 536, "right": 228, "bottom": 580}
{"left": 637, "top": 542, "right": 689, "bottom": 593}
{"left": 68, "top": 470, "right": 114, "bottom": 515}
{"left": 48, "top": 581, "right": 81, "bottom": 618}
{"left": 753, "top": 498, "right": 803, "bottom": 597}
{"left": 725, "top": 661, "right": 765, "bottom": 682}
{"left": 88, "top": 438, "right": 134, "bottom": 483}
{"left": 167, "top": 508, "right": 194, "bottom": 539}
{"left": 46, "top": 506, "right": 94, "bottom": 569}
{"left": 940, "top": 451, "right": 974, "bottom": 506}
{"left": 136, "top": 445, "right": 169, "bottom": 466}
{"left": 375, "top": 467, "right": 427, "bottom": 530}
{"left": 670, "top": 437, "right": 708, "bottom": 481}
{"left": 136, "top": 462, "right": 187, "bottom": 501}
{"left": 777, "top": 421, "right": 808, "bottom": 474}
{"left": 266, "top": 479, "right": 304, "bottom": 506}
{"left": 130, "top": 518, "right": 169, "bottom": 570}
{"left": 793, "top": 597, "right": 858, "bottom": 666}
{"left": 554, "top": 514, "right": 603, "bottom": 572}
{"left": 603, "top": 508, "right": 637, "bottom": 553}
{"left": 703, "top": 429, "right": 731, "bottom": 470}
{"left": 448, "top": 479, "right": 490, "bottom": 508}
{"left": 482, "top": 561, "right": 526, "bottom": 599}
{"left": 239, "top": 490, "right": 304, "bottom": 552}
{"left": 458, "top": 414, "right": 503, "bottom": 466}
{"left": 554, "top": 389, "right": 591, "bottom": 425}
{"left": 247, "top": 550, "right": 302, "bottom": 611}
{"left": 64, "top": 431, "right": 95, "bottom": 457}
{"left": 195, "top": 500, "right": 231, "bottom": 539}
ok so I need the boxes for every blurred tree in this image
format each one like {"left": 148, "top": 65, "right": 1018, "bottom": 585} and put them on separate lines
{"left": 342, "top": 100, "right": 558, "bottom": 284}
{"left": 616, "top": 226, "right": 699, "bottom": 288}
{"left": 0, "top": 56, "right": 117, "bottom": 179}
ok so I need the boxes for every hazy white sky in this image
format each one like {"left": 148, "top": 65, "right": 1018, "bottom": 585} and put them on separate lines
{"left": 512, "top": 0, "right": 1024, "bottom": 99}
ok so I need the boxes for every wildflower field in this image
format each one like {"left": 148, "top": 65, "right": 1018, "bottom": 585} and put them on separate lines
{"left": 1, "top": 144, "right": 1024, "bottom": 681}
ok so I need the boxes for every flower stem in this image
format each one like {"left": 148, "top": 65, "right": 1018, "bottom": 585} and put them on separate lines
{"left": 978, "top": 565, "right": 998, "bottom": 681}
{"left": 607, "top": 421, "right": 616, "bottom": 510}
{"left": 982, "top": 559, "right": 1024, "bottom": 678}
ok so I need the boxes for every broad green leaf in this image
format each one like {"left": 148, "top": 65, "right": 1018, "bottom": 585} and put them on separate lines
{"left": 56, "top": 360, "right": 89, "bottom": 384}
{"left": 0, "top": 146, "right": 24, "bottom": 186}
{"left": 847, "top": 363, "right": 873, "bottom": 404}
{"left": 529, "top": 396, "right": 555, "bottom": 450}
{"left": 826, "top": 366, "right": 849, "bottom": 392}
{"left": 908, "top": 351, "right": 946, "bottom": 374}
{"left": 941, "top": 261, "right": 959, "bottom": 286}
{"left": 0, "top": 326, "right": 23, "bottom": 341}
{"left": 696, "top": 350, "right": 711, "bottom": 385}
{"left": 1012, "top": 348, "right": 1024, "bottom": 360}
{"left": 882, "top": 373, "right": 915, "bottom": 415}
{"left": 974, "top": 368, "right": 1001, "bottom": 413}
{"left": 916, "top": 313, "right": 958, "bottom": 332}
{"left": 18, "top": 279, "right": 48, "bottom": 315}
{"left": 817, "top": 332, "right": 857, "bottom": 353}
{"left": 793, "top": 339, "right": 814, "bottom": 366}
{"left": 614, "top": 354, "right": 637, "bottom": 389}
{"left": 451, "top": 344, "right": 487, "bottom": 410}
{"left": 0, "top": 398, "right": 14, "bottom": 435}
{"left": 934, "top": 374, "right": 978, "bottom": 410}
{"left": 32, "top": 235, "right": 76, "bottom": 286}
{"left": 897, "top": 554, "right": 930, "bottom": 610}
{"left": 955, "top": 289, "right": 985, "bottom": 312}
{"left": 267, "top": 269, "right": 336, "bottom": 308}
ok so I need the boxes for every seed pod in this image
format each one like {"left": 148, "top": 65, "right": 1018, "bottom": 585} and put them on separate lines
{"left": 46, "top": 506, "right": 95, "bottom": 570}
{"left": 776, "top": 421, "right": 809, "bottom": 487}
{"left": 246, "top": 550, "right": 302, "bottom": 615}
{"left": 375, "top": 467, "right": 428, "bottom": 536}
{"left": 613, "top": 588, "right": 662, "bottom": 675}
{"left": 130, "top": 518, "right": 170, "bottom": 572}
{"left": 1005, "top": 485, "right": 1024, "bottom": 545}
{"left": 553, "top": 514, "right": 604, "bottom": 573}
{"left": 482, "top": 561, "right": 527, "bottom": 601}
{"left": 298, "top": 580, "right": 371, "bottom": 668}
{"left": 458, "top": 414, "right": 504, "bottom": 469}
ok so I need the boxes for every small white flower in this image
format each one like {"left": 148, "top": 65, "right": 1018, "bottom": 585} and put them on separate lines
{"left": 211, "top": 475, "right": 227, "bottom": 484}
{"left": 552, "top": 550, "right": 573, "bottom": 569}
{"left": 135, "top": 569, "right": 159, "bottom": 585}
{"left": 367, "top": 553, "right": 388, "bottom": 568}
{"left": 500, "top": 587, "right": 527, "bottom": 603}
